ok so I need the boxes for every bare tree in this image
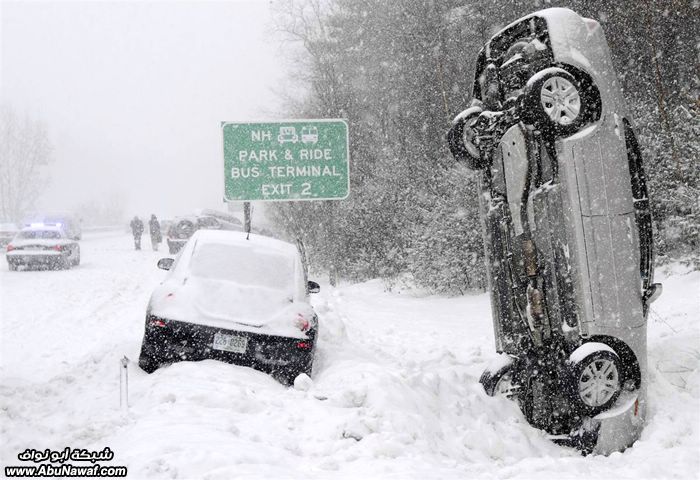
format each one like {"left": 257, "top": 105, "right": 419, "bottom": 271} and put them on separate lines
{"left": 0, "top": 105, "right": 52, "bottom": 222}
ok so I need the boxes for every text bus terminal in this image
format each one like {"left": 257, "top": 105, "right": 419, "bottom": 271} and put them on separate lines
{"left": 232, "top": 165, "right": 342, "bottom": 179}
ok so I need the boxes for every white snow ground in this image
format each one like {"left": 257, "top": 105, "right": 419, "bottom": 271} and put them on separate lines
{"left": 1, "top": 232, "right": 698, "bottom": 479}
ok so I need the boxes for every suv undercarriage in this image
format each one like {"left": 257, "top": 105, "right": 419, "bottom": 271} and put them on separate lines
{"left": 447, "top": 8, "right": 661, "bottom": 454}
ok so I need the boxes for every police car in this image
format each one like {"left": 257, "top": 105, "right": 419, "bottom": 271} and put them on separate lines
{"left": 6, "top": 225, "right": 80, "bottom": 271}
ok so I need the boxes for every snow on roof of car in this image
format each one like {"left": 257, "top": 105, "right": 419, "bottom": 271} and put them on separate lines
{"left": 190, "top": 229, "right": 298, "bottom": 256}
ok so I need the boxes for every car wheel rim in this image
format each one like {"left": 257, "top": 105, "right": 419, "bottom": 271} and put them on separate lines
{"left": 495, "top": 372, "right": 517, "bottom": 397}
{"left": 540, "top": 76, "right": 581, "bottom": 126}
{"left": 462, "top": 126, "right": 480, "bottom": 159}
{"left": 578, "top": 358, "right": 620, "bottom": 407}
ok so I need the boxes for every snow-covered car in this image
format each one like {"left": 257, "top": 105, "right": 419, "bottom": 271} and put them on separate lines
{"left": 138, "top": 230, "right": 321, "bottom": 384}
{"left": 447, "top": 8, "right": 661, "bottom": 454}
{"left": 166, "top": 213, "right": 243, "bottom": 254}
{"left": 0, "top": 222, "right": 19, "bottom": 248}
{"left": 6, "top": 226, "right": 81, "bottom": 271}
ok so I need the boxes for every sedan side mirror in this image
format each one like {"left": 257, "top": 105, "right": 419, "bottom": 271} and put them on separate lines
{"left": 157, "top": 258, "right": 174, "bottom": 270}
{"left": 307, "top": 280, "right": 320, "bottom": 294}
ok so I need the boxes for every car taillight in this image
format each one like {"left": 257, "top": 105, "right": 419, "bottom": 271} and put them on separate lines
{"left": 6, "top": 244, "right": 14, "bottom": 252}
{"left": 149, "top": 317, "right": 167, "bottom": 327}
{"left": 52, "top": 245, "right": 62, "bottom": 251}
{"left": 295, "top": 314, "right": 310, "bottom": 332}
{"left": 296, "top": 342, "right": 312, "bottom": 350}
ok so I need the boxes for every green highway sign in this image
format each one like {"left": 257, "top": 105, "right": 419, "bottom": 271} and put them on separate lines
{"left": 222, "top": 120, "right": 349, "bottom": 202}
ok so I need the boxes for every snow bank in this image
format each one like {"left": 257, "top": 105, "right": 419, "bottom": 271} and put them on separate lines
{"left": 1, "top": 235, "right": 698, "bottom": 478}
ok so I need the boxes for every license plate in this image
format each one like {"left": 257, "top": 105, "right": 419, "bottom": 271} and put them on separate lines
{"left": 212, "top": 332, "right": 248, "bottom": 354}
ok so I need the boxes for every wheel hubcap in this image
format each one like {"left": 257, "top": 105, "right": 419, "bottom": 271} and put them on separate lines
{"left": 495, "top": 372, "right": 517, "bottom": 397}
{"left": 578, "top": 359, "right": 620, "bottom": 407}
{"left": 540, "top": 76, "right": 581, "bottom": 126}
{"left": 462, "top": 125, "right": 480, "bottom": 159}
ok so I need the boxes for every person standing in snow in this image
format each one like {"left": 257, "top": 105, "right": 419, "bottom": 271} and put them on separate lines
{"left": 149, "top": 214, "right": 161, "bottom": 251}
{"left": 130, "top": 216, "right": 144, "bottom": 250}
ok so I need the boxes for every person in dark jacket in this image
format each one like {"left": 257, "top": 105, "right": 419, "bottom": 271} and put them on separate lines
{"left": 149, "top": 214, "right": 161, "bottom": 251}
{"left": 130, "top": 216, "right": 144, "bottom": 250}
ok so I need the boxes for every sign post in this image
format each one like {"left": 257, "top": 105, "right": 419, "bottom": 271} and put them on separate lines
{"left": 222, "top": 120, "right": 349, "bottom": 202}
{"left": 243, "top": 201, "right": 251, "bottom": 234}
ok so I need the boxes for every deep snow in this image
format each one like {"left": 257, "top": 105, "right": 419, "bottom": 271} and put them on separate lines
{"left": 0, "top": 232, "right": 698, "bottom": 479}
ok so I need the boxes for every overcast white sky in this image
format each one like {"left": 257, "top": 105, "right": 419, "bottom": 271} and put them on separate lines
{"left": 1, "top": 0, "right": 291, "bottom": 220}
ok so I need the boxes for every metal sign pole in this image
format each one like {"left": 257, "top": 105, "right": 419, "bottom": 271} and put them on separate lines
{"left": 119, "top": 356, "right": 129, "bottom": 410}
{"left": 244, "top": 202, "right": 251, "bottom": 237}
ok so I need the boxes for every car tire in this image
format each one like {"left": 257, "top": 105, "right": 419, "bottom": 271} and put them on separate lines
{"left": 73, "top": 247, "right": 81, "bottom": 266}
{"left": 567, "top": 343, "right": 623, "bottom": 415}
{"left": 56, "top": 256, "right": 70, "bottom": 270}
{"left": 283, "top": 364, "right": 312, "bottom": 386}
{"left": 521, "top": 67, "right": 599, "bottom": 137}
{"left": 280, "top": 350, "right": 314, "bottom": 386}
{"left": 8, "top": 262, "right": 18, "bottom": 271}
{"left": 480, "top": 355, "right": 518, "bottom": 397}
{"left": 447, "top": 106, "right": 486, "bottom": 169}
{"left": 138, "top": 338, "right": 163, "bottom": 374}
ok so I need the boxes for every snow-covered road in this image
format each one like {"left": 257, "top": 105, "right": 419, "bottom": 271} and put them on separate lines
{"left": 1, "top": 233, "right": 698, "bottom": 479}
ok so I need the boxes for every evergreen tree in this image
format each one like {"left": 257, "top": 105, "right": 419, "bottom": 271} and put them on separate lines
{"left": 271, "top": 0, "right": 699, "bottom": 293}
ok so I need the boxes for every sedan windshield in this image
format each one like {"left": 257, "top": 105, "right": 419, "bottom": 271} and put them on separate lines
{"left": 19, "top": 230, "right": 62, "bottom": 239}
{"left": 189, "top": 243, "right": 296, "bottom": 290}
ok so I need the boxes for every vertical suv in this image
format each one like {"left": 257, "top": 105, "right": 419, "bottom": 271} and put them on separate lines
{"left": 447, "top": 8, "right": 661, "bottom": 454}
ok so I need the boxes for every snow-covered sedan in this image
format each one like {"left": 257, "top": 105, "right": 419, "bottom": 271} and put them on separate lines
{"left": 6, "top": 226, "right": 81, "bottom": 270}
{"left": 138, "top": 230, "right": 320, "bottom": 384}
